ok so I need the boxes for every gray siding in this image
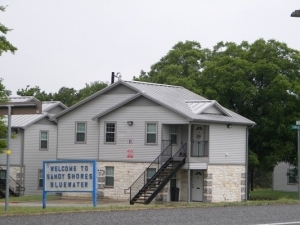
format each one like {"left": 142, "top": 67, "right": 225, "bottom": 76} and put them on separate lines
{"left": 35, "top": 118, "right": 56, "bottom": 126}
{"left": 0, "top": 129, "right": 23, "bottom": 166}
{"left": 57, "top": 93, "right": 136, "bottom": 159}
{"left": 99, "top": 105, "right": 187, "bottom": 162}
{"left": 273, "top": 162, "right": 297, "bottom": 192}
{"left": 209, "top": 124, "right": 246, "bottom": 164}
{"left": 47, "top": 105, "right": 65, "bottom": 115}
{"left": 23, "top": 124, "right": 57, "bottom": 196}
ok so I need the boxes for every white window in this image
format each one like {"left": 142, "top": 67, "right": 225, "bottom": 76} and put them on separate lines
{"left": 170, "top": 125, "right": 177, "bottom": 145}
{"left": 146, "top": 122, "right": 157, "bottom": 144}
{"left": 105, "top": 166, "right": 114, "bottom": 187}
{"left": 38, "top": 169, "right": 43, "bottom": 189}
{"left": 105, "top": 122, "right": 116, "bottom": 144}
{"left": 40, "top": 131, "right": 48, "bottom": 150}
{"left": 76, "top": 122, "right": 86, "bottom": 143}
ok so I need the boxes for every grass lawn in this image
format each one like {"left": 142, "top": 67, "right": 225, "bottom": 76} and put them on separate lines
{"left": 250, "top": 188, "right": 298, "bottom": 200}
{"left": 0, "top": 189, "right": 299, "bottom": 216}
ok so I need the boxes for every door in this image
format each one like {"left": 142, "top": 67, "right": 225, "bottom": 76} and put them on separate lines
{"left": 191, "top": 170, "right": 203, "bottom": 201}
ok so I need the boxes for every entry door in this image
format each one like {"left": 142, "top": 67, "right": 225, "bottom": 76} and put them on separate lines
{"left": 191, "top": 170, "right": 203, "bottom": 201}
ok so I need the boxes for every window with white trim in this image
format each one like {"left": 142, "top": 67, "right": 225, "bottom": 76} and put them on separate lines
{"left": 40, "top": 131, "right": 48, "bottom": 150}
{"left": 38, "top": 169, "right": 43, "bottom": 189}
{"left": 76, "top": 122, "right": 86, "bottom": 143}
{"left": 105, "top": 166, "right": 114, "bottom": 187}
{"left": 105, "top": 122, "right": 116, "bottom": 143}
{"left": 146, "top": 122, "right": 157, "bottom": 144}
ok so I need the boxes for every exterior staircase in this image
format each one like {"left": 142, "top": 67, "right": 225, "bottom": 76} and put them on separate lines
{"left": 128, "top": 142, "right": 187, "bottom": 205}
{"left": 0, "top": 167, "right": 25, "bottom": 198}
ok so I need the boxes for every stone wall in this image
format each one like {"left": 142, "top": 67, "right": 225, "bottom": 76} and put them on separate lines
{"left": 208, "top": 165, "right": 246, "bottom": 202}
{"left": 97, "top": 161, "right": 152, "bottom": 200}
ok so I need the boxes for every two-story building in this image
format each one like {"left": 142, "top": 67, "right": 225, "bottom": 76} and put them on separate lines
{"left": 51, "top": 80, "right": 255, "bottom": 203}
{"left": 0, "top": 97, "right": 67, "bottom": 196}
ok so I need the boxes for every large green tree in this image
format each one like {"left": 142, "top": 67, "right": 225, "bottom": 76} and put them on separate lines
{"left": 135, "top": 39, "right": 300, "bottom": 174}
{"left": 17, "top": 81, "right": 108, "bottom": 107}
{"left": 0, "top": 6, "right": 15, "bottom": 153}
{"left": 0, "top": 6, "right": 17, "bottom": 56}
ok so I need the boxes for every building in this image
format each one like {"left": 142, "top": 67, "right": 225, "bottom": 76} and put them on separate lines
{"left": 51, "top": 80, "right": 255, "bottom": 203}
{"left": 0, "top": 97, "right": 67, "bottom": 196}
{"left": 273, "top": 162, "right": 297, "bottom": 192}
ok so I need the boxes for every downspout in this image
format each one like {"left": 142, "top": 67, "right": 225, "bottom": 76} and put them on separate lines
{"left": 187, "top": 123, "right": 191, "bottom": 203}
{"left": 20, "top": 129, "right": 25, "bottom": 195}
{"left": 245, "top": 126, "right": 249, "bottom": 201}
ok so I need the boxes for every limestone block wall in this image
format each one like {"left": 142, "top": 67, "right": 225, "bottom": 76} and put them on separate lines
{"left": 208, "top": 165, "right": 246, "bottom": 202}
{"left": 0, "top": 166, "right": 23, "bottom": 193}
{"left": 97, "top": 161, "right": 152, "bottom": 200}
{"left": 178, "top": 169, "right": 188, "bottom": 201}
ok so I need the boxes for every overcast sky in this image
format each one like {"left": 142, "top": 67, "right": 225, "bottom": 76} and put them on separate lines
{"left": 0, "top": 0, "right": 300, "bottom": 96}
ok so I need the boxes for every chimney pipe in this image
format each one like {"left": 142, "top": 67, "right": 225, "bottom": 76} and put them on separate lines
{"left": 111, "top": 72, "right": 115, "bottom": 84}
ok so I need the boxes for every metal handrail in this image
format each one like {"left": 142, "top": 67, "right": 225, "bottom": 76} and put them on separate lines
{"left": 128, "top": 142, "right": 187, "bottom": 204}
{"left": 127, "top": 141, "right": 172, "bottom": 201}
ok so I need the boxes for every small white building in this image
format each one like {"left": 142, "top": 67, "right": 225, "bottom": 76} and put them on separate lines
{"left": 273, "top": 162, "right": 297, "bottom": 192}
{"left": 51, "top": 80, "right": 255, "bottom": 204}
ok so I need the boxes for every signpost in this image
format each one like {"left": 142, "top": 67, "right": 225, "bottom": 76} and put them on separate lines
{"left": 291, "top": 121, "right": 300, "bottom": 200}
{"left": 0, "top": 99, "right": 41, "bottom": 212}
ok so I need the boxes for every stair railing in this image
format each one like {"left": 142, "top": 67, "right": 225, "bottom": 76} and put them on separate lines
{"left": 126, "top": 141, "right": 172, "bottom": 202}
{"left": 0, "top": 166, "right": 25, "bottom": 197}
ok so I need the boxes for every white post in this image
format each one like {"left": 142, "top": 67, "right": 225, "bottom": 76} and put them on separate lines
{"left": 5, "top": 106, "right": 11, "bottom": 212}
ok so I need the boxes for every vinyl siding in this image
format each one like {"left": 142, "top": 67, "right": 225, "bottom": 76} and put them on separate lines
{"left": 23, "top": 124, "right": 57, "bottom": 195}
{"left": 273, "top": 162, "right": 297, "bottom": 192}
{"left": 0, "top": 129, "right": 23, "bottom": 166}
{"left": 57, "top": 93, "right": 136, "bottom": 159}
{"left": 209, "top": 124, "right": 246, "bottom": 164}
{"left": 99, "top": 105, "right": 188, "bottom": 162}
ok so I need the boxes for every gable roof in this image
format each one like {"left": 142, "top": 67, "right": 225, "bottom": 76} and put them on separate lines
{"left": 55, "top": 79, "right": 254, "bottom": 126}
{"left": 42, "top": 101, "right": 68, "bottom": 113}
{"left": 5, "top": 101, "right": 66, "bottom": 129}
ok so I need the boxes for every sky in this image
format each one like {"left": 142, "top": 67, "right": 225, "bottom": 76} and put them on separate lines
{"left": 0, "top": 0, "right": 300, "bottom": 96}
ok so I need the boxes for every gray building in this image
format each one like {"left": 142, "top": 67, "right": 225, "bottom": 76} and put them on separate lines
{"left": 0, "top": 97, "right": 67, "bottom": 196}
{"left": 51, "top": 80, "right": 255, "bottom": 203}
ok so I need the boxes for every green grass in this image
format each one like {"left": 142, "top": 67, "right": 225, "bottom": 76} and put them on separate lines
{"left": 0, "top": 189, "right": 299, "bottom": 216}
{"left": 250, "top": 188, "right": 298, "bottom": 200}
{"left": 0, "top": 195, "right": 60, "bottom": 203}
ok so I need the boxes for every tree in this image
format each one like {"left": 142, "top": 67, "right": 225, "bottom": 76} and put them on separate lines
{"left": 0, "top": 6, "right": 17, "bottom": 56}
{"left": 0, "top": 78, "right": 11, "bottom": 153}
{"left": 200, "top": 39, "right": 300, "bottom": 172}
{"left": 17, "top": 81, "right": 108, "bottom": 107}
{"left": 77, "top": 81, "right": 108, "bottom": 102}
{"left": 135, "top": 39, "right": 300, "bottom": 175}
{"left": 17, "top": 85, "right": 53, "bottom": 101}
{"left": 134, "top": 41, "right": 208, "bottom": 94}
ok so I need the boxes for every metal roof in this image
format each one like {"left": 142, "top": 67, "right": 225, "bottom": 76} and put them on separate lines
{"left": 122, "top": 81, "right": 255, "bottom": 125}
{"left": 8, "top": 96, "right": 39, "bottom": 102}
{"left": 90, "top": 80, "right": 255, "bottom": 125}
{"left": 4, "top": 101, "right": 65, "bottom": 129}
{"left": 42, "top": 101, "right": 67, "bottom": 112}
